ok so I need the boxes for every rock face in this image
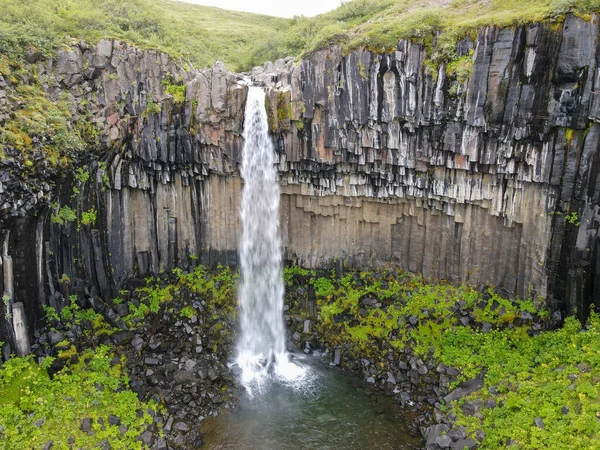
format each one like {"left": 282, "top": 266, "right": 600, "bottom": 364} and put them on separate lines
{"left": 1, "top": 15, "right": 600, "bottom": 349}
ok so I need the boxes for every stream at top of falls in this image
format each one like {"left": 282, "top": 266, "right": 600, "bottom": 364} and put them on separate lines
{"left": 202, "top": 353, "right": 422, "bottom": 450}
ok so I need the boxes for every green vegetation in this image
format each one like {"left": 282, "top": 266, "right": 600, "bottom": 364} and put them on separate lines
{"left": 0, "top": 346, "right": 157, "bottom": 449}
{"left": 50, "top": 205, "right": 77, "bottom": 225}
{"left": 180, "top": 305, "right": 197, "bottom": 320}
{"left": 0, "top": 79, "right": 88, "bottom": 169}
{"left": 565, "top": 211, "right": 581, "bottom": 226}
{"left": 142, "top": 100, "right": 161, "bottom": 118}
{"left": 439, "top": 315, "right": 600, "bottom": 448}
{"left": 268, "top": 0, "right": 600, "bottom": 68}
{"left": 288, "top": 267, "right": 599, "bottom": 449}
{"left": 0, "top": 0, "right": 287, "bottom": 72}
{"left": 162, "top": 75, "right": 186, "bottom": 104}
{"left": 123, "top": 265, "right": 237, "bottom": 328}
{"left": 3, "top": 0, "right": 598, "bottom": 74}
{"left": 309, "top": 270, "right": 546, "bottom": 360}
{"left": 81, "top": 207, "right": 97, "bottom": 227}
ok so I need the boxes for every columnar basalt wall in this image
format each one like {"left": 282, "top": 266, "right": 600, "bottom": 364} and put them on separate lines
{"left": 1, "top": 15, "right": 599, "bottom": 351}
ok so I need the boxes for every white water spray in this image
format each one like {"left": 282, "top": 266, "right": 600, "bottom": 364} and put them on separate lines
{"left": 235, "top": 86, "right": 307, "bottom": 395}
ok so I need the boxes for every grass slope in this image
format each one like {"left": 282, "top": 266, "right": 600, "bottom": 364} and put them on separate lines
{"left": 0, "top": 0, "right": 288, "bottom": 71}
{"left": 3, "top": 1, "right": 600, "bottom": 72}
{"left": 279, "top": 0, "right": 600, "bottom": 61}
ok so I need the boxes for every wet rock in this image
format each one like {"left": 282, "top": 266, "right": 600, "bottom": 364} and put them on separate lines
{"left": 47, "top": 331, "right": 64, "bottom": 346}
{"left": 164, "top": 416, "right": 174, "bottom": 433}
{"left": 207, "top": 367, "right": 219, "bottom": 381}
{"left": 175, "top": 421, "right": 189, "bottom": 432}
{"left": 436, "top": 434, "right": 453, "bottom": 448}
{"left": 462, "top": 400, "right": 483, "bottom": 416}
{"left": 444, "top": 379, "right": 484, "bottom": 404}
{"left": 303, "top": 320, "right": 311, "bottom": 333}
{"left": 453, "top": 438, "right": 478, "bottom": 450}
{"left": 131, "top": 336, "right": 144, "bottom": 351}
{"left": 333, "top": 347, "right": 342, "bottom": 366}
{"left": 484, "top": 399, "right": 496, "bottom": 409}
{"left": 140, "top": 431, "right": 153, "bottom": 446}
{"left": 108, "top": 415, "right": 121, "bottom": 426}
{"left": 425, "top": 424, "right": 449, "bottom": 446}
{"left": 80, "top": 418, "right": 92, "bottom": 433}
{"left": 116, "top": 304, "right": 129, "bottom": 317}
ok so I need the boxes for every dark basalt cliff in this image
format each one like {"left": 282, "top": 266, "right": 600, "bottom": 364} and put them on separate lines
{"left": 1, "top": 14, "right": 599, "bottom": 353}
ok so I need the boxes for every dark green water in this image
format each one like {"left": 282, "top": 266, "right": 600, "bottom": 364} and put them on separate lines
{"left": 201, "top": 355, "right": 422, "bottom": 450}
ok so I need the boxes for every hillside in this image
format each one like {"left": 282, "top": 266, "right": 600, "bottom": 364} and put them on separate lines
{"left": 0, "top": 0, "right": 289, "bottom": 71}
{"left": 280, "top": 0, "right": 600, "bottom": 61}
{"left": 3, "top": 0, "right": 600, "bottom": 72}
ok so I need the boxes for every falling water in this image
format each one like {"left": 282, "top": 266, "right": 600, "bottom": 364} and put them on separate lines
{"left": 235, "top": 86, "right": 307, "bottom": 395}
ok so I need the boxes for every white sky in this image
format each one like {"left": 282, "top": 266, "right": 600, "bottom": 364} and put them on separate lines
{"left": 177, "top": 0, "right": 342, "bottom": 18}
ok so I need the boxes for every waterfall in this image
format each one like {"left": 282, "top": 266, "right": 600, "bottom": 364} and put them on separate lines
{"left": 235, "top": 86, "right": 306, "bottom": 394}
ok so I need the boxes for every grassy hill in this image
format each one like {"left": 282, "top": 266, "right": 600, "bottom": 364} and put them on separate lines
{"left": 0, "top": 0, "right": 288, "bottom": 71}
{"left": 2, "top": 0, "right": 600, "bottom": 71}
{"left": 280, "top": 0, "right": 600, "bottom": 61}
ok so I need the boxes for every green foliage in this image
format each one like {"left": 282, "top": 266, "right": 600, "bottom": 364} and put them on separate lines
{"left": 74, "top": 167, "right": 90, "bottom": 183}
{"left": 81, "top": 207, "right": 97, "bottom": 227}
{"left": 445, "top": 54, "right": 474, "bottom": 83}
{"left": 43, "top": 305, "right": 60, "bottom": 323}
{"left": 314, "top": 269, "right": 548, "bottom": 361}
{"left": 439, "top": 315, "right": 600, "bottom": 449}
{"left": 162, "top": 75, "right": 186, "bottom": 104}
{"left": 99, "top": 161, "right": 110, "bottom": 190}
{"left": 51, "top": 205, "right": 77, "bottom": 225}
{"left": 565, "top": 211, "right": 581, "bottom": 226}
{"left": 0, "top": 81, "right": 87, "bottom": 170}
{"left": 142, "top": 100, "right": 161, "bottom": 117}
{"left": 0, "top": 346, "right": 157, "bottom": 449}
{"left": 283, "top": 266, "right": 316, "bottom": 286}
{"left": 0, "top": 0, "right": 288, "bottom": 72}
{"left": 307, "top": 267, "right": 600, "bottom": 449}
{"left": 122, "top": 266, "right": 237, "bottom": 327}
{"left": 312, "top": 277, "right": 335, "bottom": 298}
{"left": 180, "top": 305, "right": 196, "bottom": 320}
{"left": 3, "top": 0, "right": 596, "bottom": 74}
{"left": 58, "top": 273, "right": 70, "bottom": 283}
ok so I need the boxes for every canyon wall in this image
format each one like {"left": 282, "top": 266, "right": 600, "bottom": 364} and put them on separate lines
{"left": 1, "top": 15, "right": 600, "bottom": 352}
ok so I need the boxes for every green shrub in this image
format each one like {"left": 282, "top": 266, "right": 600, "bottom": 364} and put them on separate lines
{"left": 0, "top": 346, "right": 157, "bottom": 449}
{"left": 51, "top": 206, "right": 77, "bottom": 225}
{"left": 180, "top": 305, "right": 196, "bottom": 320}
{"left": 81, "top": 208, "right": 97, "bottom": 227}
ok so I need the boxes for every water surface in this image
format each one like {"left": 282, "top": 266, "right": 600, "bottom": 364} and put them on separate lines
{"left": 202, "top": 355, "right": 422, "bottom": 450}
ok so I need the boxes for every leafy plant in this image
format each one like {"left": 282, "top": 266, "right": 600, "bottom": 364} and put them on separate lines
{"left": 81, "top": 208, "right": 97, "bottom": 227}
{"left": 51, "top": 206, "right": 77, "bottom": 225}
{"left": 565, "top": 211, "right": 581, "bottom": 226}
{"left": 180, "top": 305, "right": 196, "bottom": 320}
{"left": 0, "top": 346, "right": 158, "bottom": 448}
